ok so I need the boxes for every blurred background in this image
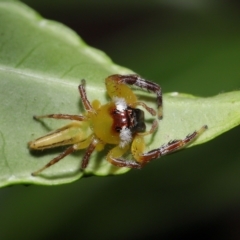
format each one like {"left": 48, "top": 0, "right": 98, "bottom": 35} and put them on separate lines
{"left": 1, "top": 0, "right": 240, "bottom": 239}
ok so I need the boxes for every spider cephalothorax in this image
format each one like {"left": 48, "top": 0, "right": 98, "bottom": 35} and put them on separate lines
{"left": 111, "top": 97, "right": 146, "bottom": 148}
{"left": 29, "top": 74, "right": 207, "bottom": 176}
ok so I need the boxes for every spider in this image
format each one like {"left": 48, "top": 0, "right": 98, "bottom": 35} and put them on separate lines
{"left": 29, "top": 74, "right": 207, "bottom": 176}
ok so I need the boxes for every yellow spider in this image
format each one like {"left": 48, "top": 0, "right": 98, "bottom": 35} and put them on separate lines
{"left": 29, "top": 74, "right": 207, "bottom": 176}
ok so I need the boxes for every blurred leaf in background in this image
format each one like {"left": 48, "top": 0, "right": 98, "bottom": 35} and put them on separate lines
{"left": 0, "top": 0, "right": 240, "bottom": 239}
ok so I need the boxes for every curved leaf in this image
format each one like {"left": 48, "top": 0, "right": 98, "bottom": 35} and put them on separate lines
{"left": 0, "top": 0, "right": 239, "bottom": 187}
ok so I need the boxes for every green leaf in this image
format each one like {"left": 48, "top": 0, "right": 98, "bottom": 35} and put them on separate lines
{"left": 0, "top": 0, "right": 239, "bottom": 187}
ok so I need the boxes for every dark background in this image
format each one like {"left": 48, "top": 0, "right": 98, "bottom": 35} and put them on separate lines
{"left": 1, "top": 1, "right": 240, "bottom": 239}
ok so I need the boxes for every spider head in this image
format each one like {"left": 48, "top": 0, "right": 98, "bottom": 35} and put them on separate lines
{"left": 111, "top": 97, "right": 146, "bottom": 148}
{"left": 127, "top": 107, "right": 146, "bottom": 134}
{"left": 112, "top": 97, "right": 146, "bottom": 134}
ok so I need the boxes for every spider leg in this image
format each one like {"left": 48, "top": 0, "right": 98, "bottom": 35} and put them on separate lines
{"left": 106, "top": 74, "right": 162, "bottom": 119}
{"left": 33, "top": 114, "right": 86, "bottom": 121}
{"left": 33, "top": 79, "right": 92, "bottom": 120}
{"left": 131, "top": 101, "right": 156, "bottom": 116}
{"left": 137, "top": 119, "right": 158, "bottom": 136}
{"left": 134, "top": 125, "right": 208, "bottom": 166}
{"left": 80, "top": 137, "right": 100, "bottom": 169}
{"left": 31, "top": 135, "right": 93, "bottom": 176}
{"left": 106, "top": 145, "right": 142, "bottom": 168}
{"left": 78, "top": 79, "right": 94, "bottom": 112}
{"left": 31, "top": 145, "right": 75, "bottom": 176}
{"left": 106, "top": 120, "right": 158, "bottom": 169}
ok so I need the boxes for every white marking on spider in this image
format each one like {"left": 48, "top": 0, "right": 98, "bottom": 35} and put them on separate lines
{"left": 119, "top": 127, "right": 132, "bottom": 148}
{"left": 113, "top": 97, "right": 127, "bottom": 112}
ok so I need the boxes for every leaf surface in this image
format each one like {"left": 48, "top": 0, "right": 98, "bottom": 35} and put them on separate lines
{"left": 0, "top": 0, "right": 239, "bottom": 187}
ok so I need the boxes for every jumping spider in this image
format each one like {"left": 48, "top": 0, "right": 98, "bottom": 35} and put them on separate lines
{"left": 29, "top": 74, "right": 207, "bottom": 176}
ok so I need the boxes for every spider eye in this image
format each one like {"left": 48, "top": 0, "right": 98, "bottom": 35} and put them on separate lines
{"left": 115, "top": 126, "right": 122, "bottom": 132}
{"left": 131, "top": 108, "right": 146, "bottom": 133}
{"left": 134, "top": 121, "right": 146, "bottom": 132}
